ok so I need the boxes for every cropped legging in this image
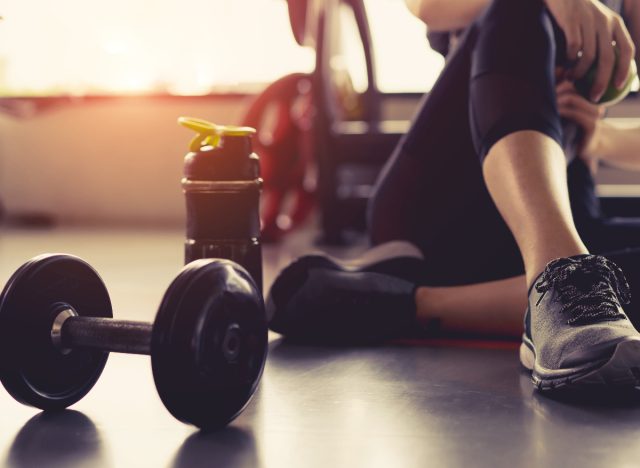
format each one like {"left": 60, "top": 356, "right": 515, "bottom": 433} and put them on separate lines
{"left": 368, "top": 0, "right": 640, "bottom": 321}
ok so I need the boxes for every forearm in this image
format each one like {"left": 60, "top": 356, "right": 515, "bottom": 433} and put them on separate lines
{"left": 592, "top": 120, "right": 640, "bottom": 171}
{"left": 405, "top": 0, "right": 490, "bottom": 31}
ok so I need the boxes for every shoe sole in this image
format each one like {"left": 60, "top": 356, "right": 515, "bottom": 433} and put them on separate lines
{"left": 520, "top": 336, "right": 640, "bottom": 390}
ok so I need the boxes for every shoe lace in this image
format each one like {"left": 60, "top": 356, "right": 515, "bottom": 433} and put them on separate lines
{"left": 534, "top": 255, "right": 631, "bottom": 325}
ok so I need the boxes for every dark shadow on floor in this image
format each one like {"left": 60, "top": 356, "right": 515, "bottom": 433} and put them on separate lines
{"left": 6, "top": 410, "right": 107, "bottom": 468}
{"left": 172, "top": 426, "right": 258, "bottom": 468}
{"left": 519, "top": 371, "right": 640, "bottom": 428}
{"left": 540, "top": 386, "right": 640, "bottom": 408}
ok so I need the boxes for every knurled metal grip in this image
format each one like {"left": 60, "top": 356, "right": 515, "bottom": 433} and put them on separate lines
{"left": 52, "top": 310, "right": 153, "bottom": 355}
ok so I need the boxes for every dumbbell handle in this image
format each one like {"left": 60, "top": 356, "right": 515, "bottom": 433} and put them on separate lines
{"left": 52, "top": 310, "right": 152, "bottom": 355}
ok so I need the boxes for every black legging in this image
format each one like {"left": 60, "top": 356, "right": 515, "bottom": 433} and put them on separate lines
{"left": 368, "top": 0, "right": 640, "bottom": 321}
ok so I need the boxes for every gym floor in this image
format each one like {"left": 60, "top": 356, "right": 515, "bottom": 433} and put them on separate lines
{"left": 1, "top": 228, "right": 640, "bottom": 468}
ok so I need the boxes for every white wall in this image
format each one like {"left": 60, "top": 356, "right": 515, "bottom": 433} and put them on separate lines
{"left": 2, "top": 94, "right": 640, "bottom": 227}
{"left": 0, "top": 95, "right": 252, "bottom": 226}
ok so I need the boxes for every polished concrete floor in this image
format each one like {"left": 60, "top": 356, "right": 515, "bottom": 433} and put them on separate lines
{"left": 1, "top": 228, "right": 640, "bottom": 468}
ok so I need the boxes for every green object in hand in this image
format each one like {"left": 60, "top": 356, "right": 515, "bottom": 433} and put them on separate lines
{"left": 574, "top": 47, "right": 638, "bottom": 106}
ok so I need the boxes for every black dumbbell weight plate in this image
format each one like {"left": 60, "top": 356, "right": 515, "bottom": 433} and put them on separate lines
{"left": 151, "top": 259, "right": 268, "bottom": 429}
{"left": 0, "top": 254, "right": 112, "bottom": 409}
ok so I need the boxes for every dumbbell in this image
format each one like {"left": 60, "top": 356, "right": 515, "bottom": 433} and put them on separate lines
{"left": 0, "top": 254, "right": 268, "bottom": 429}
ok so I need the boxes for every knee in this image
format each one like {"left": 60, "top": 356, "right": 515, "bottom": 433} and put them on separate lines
{"left": 469, "top": 0, "right": 562, "bottom": 160}
{"left": 481, "top": 0, "right": 550, "bottom": 27}
{"left": 474, "top": 0, "right": 556, "bottom": 77}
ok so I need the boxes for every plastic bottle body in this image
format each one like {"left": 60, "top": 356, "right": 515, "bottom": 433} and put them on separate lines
{"left": 183, "top": 178, "right": 262, "bottom": 289}
{"left": 181, "top": 128, "right": 263, "bottom": 292}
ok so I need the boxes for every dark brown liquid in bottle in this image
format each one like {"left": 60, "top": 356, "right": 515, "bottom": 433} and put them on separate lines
{"left": 183, "top": 135, "right": 263, "bottom": 291}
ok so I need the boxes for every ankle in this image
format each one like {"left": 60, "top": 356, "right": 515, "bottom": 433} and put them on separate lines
{"left": 415, "top": 286, "right": 441, "bottom": 327}
{"left": 525, "top": 249, "right": 590, "bottom": 289}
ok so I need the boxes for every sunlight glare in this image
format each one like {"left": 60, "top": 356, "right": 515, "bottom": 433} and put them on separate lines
{"left": 0, "top": 0, "right": 441, "bottom": 96}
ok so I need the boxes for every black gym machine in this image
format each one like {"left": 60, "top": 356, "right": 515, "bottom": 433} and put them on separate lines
{"left": 0, "top": 119, "right": 269, "bottom": 430}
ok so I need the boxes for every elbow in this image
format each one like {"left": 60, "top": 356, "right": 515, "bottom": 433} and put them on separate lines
{"left": 404, "top": 0, "right": 448, "bottom": 31}
{"left": 404, "top": 0, "right": 423, "bottom": 18}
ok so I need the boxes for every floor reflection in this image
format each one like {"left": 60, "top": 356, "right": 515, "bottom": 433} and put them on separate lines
{"left": 172, "top": 426, "right": 258, "bottom": 468}
{"left": 519, "top": 373, "right": 640, "bottom": 466}
{"left": 6, "top": 410, "right": 108, "bottom": 468}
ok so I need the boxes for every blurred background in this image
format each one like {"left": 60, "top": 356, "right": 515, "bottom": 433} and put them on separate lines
{"left": 0, "top": 0, "right": 638, "bottom": 243}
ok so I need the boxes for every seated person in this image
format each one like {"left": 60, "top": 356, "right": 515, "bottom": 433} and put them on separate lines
{"left": 267, "top": 0, "right": 640, "bottom": 391}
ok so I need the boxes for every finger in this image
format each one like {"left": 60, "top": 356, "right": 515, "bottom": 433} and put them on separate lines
{"left": 558, "top": 107, "right": 595, "bottom": 130}
{"left": 558, "top": 100, "right": 600, "bottom": 119}
{"left": 564, "top": 23, "right": 584, "bottom": 65}
{"left": 556, "top": 80, "right": 576, "bottom": 95}
{"left": 557, "top": 93, "right": 602, "bottom": 117}
{"left": 555, "top": 66, "right": 568, "bottom": 82}
{"left": 591, "top": 24, "right": 616, "bottom": 102}
{"left": 613, "top": 17, "right": 635, "bottom": 88}
{"left": 574, "top": 22, "right": 596, "bottom": 78}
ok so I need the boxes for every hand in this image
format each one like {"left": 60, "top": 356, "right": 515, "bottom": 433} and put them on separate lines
{"left": 557, "top": 80, "right": 605, "bottom": 172}
{"left": 545, "top": 0, "right": 635, "bottom": 102}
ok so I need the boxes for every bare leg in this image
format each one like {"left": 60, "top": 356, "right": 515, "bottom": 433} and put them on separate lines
{"left": 482, "top": 131, "right": 588, "bottom": 286}
{"left": 413, "top": 132, "right": 589, "bottom": 338}
{"left": 415, "top": 275, "right": 526, "bottom": 337}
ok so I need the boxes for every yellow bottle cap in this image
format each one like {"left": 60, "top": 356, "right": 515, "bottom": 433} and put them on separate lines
{"left": 178, "top": 117, "right": 256, "bottom": 152}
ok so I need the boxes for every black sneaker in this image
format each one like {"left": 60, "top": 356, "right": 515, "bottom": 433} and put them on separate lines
{"left": 520, "top": 254, "right": 640, "bottom": 390}
{"left": 266, "top": 241, "right": 426, "bottom": 343}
